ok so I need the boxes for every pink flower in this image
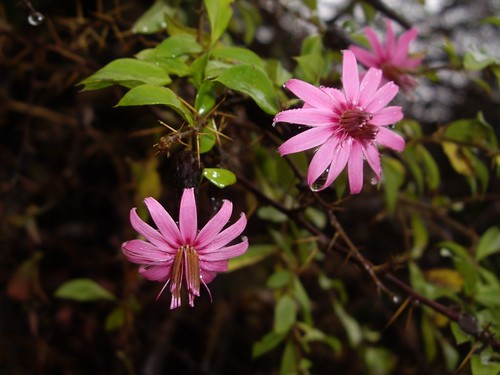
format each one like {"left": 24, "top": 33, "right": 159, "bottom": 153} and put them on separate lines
{"left": 273, "top": 50, "right": 405, "bottom": 194}
{"left": 349, "top": 19, "right": 422, "bottom": 93}
{"left": 122, "top": 188, "right": 248, "bottom": 309}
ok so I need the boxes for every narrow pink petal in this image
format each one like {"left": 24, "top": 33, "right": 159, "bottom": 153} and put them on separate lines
{"left": 362, "top": 142, "right": 381, "bottom": 180}
{"left": 314, "top": 137, "right": 351, "bottom": 191}
{"left": 359, "top": 68, "right": 382, "bottom": 105}
{"left": 129, "top": 208, "right": 168, "bottom": 250}
{"left": 139, "top": 264, "right": 172, "bottom": 282}
{"left": 349, "top": 46, "right": 380, "bottom": 68}
{"left": 403, "top": 56, "right": 423, "bottom": 69}
{"left": 365, "top": 27, "right": 385, "bottom": 58}
{"left": 322, "top": 87, "right": 346, "bottom": 107}
{"left": 342, "top": 50, "right": 360, "bottom": 104}
{"left": 274, "top": 108, "right": 334, "bottom": 127}
{"left": 199, "top": 238, "right": 249, "bottom": 262}
{"left": 144, "top": 197, "right": 181, "bottom": 248}
{"left": 363, "top": 81, "right": 399, "bottom": 113}
{"left": 278, "top": 126, "right": 334, "bottom": 156}
{"left": 376, "top": 127, "right": 405, "bottom": 151}
{"left": 200, "top": 260, "right": 228, "bottom": 272}
{"left": 201, "top": 213, "right": 247, "bottom": 253}
{"left": 394, "top": 28, "right": 418, "bottom": 63}
{"left": 348, "top": 141, "right": 364, "bottom": 194}
{"left": 284, "top": 79, "right": 334, "bottom": 109}
{"left": 122, "top": 239, "right": 175, "bottom": 264}
{"left": 370, "top": 106, "right": 403, "bottom": 125}
{"left": 200, "top": 269, "right": 218, "bottom": 284}
{"left": 179, "top": 188, "right": 197, "bottom": 244}
{"left": 195, "top": 200, "right": 233, "bottom": 249}
{"left": 307, "top": 136, "right": 337, "bottom": 186}
{"left": 384, "top": 19, "right": 396, "bottom": 59}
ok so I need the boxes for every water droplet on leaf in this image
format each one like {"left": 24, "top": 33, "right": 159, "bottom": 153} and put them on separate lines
{"left": 28, "top": 11, "right": 44, "bottom": 26}
{"left": 311, "top": 168, "right": 330, "bottom": 192}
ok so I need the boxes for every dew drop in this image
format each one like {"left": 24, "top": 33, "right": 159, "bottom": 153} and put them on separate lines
{"left": 392, "top": 295, "right": 401, "bottom": 304}
{"left": 311, "top": 168, "right": 330, "bottom": 192}
{"left": 370, "top": 177, "right": 379, "bottom": 186}
{"left": 28, "top": 11, "right": 44, "bottom": 26}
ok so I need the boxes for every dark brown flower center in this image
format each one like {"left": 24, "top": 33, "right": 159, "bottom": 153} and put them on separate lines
{"left": 170, "top": 245, "right": 200, "bottom": 308}
{"left": 340, "top": 108, "right": 378, "bottom": 140}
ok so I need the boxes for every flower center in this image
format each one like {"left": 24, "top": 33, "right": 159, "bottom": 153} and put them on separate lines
{"left": 340, "top": 108, "right": 378, "bottom": 140}
{"left": 170, "top": 245, "right": 200, "bottom": 309}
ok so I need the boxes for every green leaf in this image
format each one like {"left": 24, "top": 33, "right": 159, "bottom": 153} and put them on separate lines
{"left": 55, "top": 278, "right": 116, "bottom": 302}
{"left": 237, "top": 0, "right": 261, "bottom": 44}
{"left": 191, "top": 53, "right": 210, "bottom": 88}
{"left": 212, "top": 46, "right": 264, "bottom": 67}
{"left": 364, "top": 347, "right": 396, "bottom": 375}
{"left": 481, "top": 16, "right": 500, "bottom": 25}
{"left": 267, "top": 270, "right": 293, "bottom": 289}
{"left": 105, "top": 307, "right": 125, "bottom": 331}
{"left": 381, "top": 156, "right": 405, "bottom": 213}
{"left": 195, "top": 81, "right": 218, "bottom": 115}
{"left": 131, "top": 0, "right": 171, "bottom": 34}
{"left": 411, "top": 214, "right": 428, "bottom": 259}
{"left": 135, "top": 50, "right": 191, "bottom": 77}
{"left": 131, "top": 156, "right": 162, "bottom": 209}
{"left": 476, "top": 226, "right": 500, "bottom": 261}
{"left": 204, "top": 0, "right": 233, "bottom": 46}
{"left": 280, "top": 340, "right": 298, "bottom": 375}
{"left": 116, "top": 84, "right": 193, "bottom": 124}
{"left": 419, "top": 145, "right": 441, "bottom": 190}
{"left": 79, "top": 59, "right": 171, "bottom": 90}
{"left": 252, "top": 331, "right": 286, "bottom": 358}
{"left": 228, "top": 244, "right": 277, "bottom": 271}
{"left": 294, "top": 54, "right": 324, "bottom": 84}
{"left": 199, "top": 125, "right": 216, "bottom": 154}
{"left": 332, "top": 301, "right": 362, "bottom": 346}
{"left": 438, "top": 241, "right": 478, "bottom": 295}
{"left": 293, "top": 277, "right": 313, "bottom": 325}
{"left": 274, "top": 295, "right": 296, "bottom": 334}
{"left": 258, "top": 206, "right": 288, "bottom": 223}
{"left": 471, "top": 349, "right": 500, "bottom": 375}
{"left": 265, "top": 59, "right": 293, "bottom": 87}
{"left": 421, "top": 314, "right": 437, "bottom": 361}
{"left": 155, "top": 34, "right": 203, "bottom": 58}
{"left": 202, "top": 168, "right": 236, "bottom": 188}
{"left": 215, "top": 64, "right": 279, "bottom": 114}
{"left": 450, "top": 321, "right": 471, "bottom": 345}
{"left": 464, "top": 50, "right": 498, "bottom": 70}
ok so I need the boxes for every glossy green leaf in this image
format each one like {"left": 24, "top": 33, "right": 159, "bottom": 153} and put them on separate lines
{"left": 212, "top": 46, "right": 264, "bottom": 67}
{"left": 155, "top": 34, "right": 203, "bottom": 58}
{"left": 228, "top": 244, "right": 277, "bottom": 271}
{"left": 381, "top": 156, "right": 405, "bottom": 213}
{"left": 204, "top": 0, "right": 233, "bottom": 46}
{"left": 164, "top": 13, "right": 198, "bottom": 37}
{"left": 131, "top": 0, "right": 171, "bottom": 34}
{"left": 252, "top": 331, "right": 286, "bottom": 358}
{"left": 476, "top": 226, "right": 500, "bottom": 261}
{"left": 79, "top": 59, "right": 171, "bottom": 90}
{"left": 55, "top": 278, "right": 116, "bottom": 302}
{"left": 116, "top": 84, "right": 193, "bottom": 124}
{"left": 195, "top": 81, "right": 218, "bottom": 115}
{"left": 215, "top": 64, "right": 279, "bottom": 114}
{"left": 274, "top": 295, "right": 296, "bottom": 334}
{"left": 202, "top": 168, "right": 236, "bottom": 188}
{"left": 199, "top": 125, "right": 216, "bottom": 154}
{"left": 191, "top": 53, "right": 210, "bottom": 88}
{"left": 135, "top": 50, "right": 190, "bottom": 77}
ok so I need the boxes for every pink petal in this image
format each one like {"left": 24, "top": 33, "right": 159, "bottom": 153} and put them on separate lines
{"left": 365, "top": 27, "right": 384, "bottom": 59}
{"left": 359, "top": 68, "right": 382, "bottom": 105}
{"left": 284, "top": 79, "right": 334, "bottom": 109}
{"left": 274, "top": 108, "right": 335, "bottom": 127}
{"left": 364, "top": 81, "right": 399, "bottom": 113}
{"left": 179, "top": 188, "right": 197, "bottom": 244}
{"left": 200, "top": 269, "right": 218, "bottom": 284}
{"left": 362, "top": 142, "right": 381, "bottom": 180}
{"left": 139, "top": 264, "right": 172, "bottom": 282}
{"left": 376, "top": 127, "right": 405, "bottom": 151}
{"left": 342, "top": 50, "right": 360, "bottom": 104}
{"left": 199, "top": 238, "right": 249, "bottom": 262}
{"left": 384, "top": 19, "right": 396, "bottom": 59}
{"left": 200, "top": 260, "right": 228, "bottom": 272}
{"left": 394, "top": 28, "right": 418, "bottom": 63}
{"left": 122, "top": 239, "right": 175, "bottom": 264}
{"left": 315, "top": 137, "right": 351, "bottom": 191}
{"left": 370, "top": 106, "right": 403, "bottom": 125}
{"left": 348, "top": 141, "right": 364, "bottom": 194}
{"left": 202, "top": 213, "right": 247, "bottom": 253}
{"left": 322, "top": 87, "right": 346, "bottom": 107}
{"left": 196, "top": 200, "right": 233, "bottom": 249}
{"left": 307, "top": 136, "right": 337, "bottom": 186}
{"left": 349, "top": 46, "right": 379, "bottom": 68}
{"left": 278, "top": 126, "right": 334, "bottom": 156}
{"left": 129, "top": 208, "right": 168, "bottom": 250}
{"left": 144, "top": 197, "right": 181, "bottom": 248}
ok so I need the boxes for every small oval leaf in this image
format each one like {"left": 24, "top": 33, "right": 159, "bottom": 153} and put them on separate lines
{"left": 203, "top": 168, "right": 236, "bottom": 188}
{"left": 55, "top": 278, "right": 116, "bottom": 302}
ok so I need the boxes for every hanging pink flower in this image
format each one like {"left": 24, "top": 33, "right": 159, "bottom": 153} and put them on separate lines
{"left": 122, "top": 188, "right": 248, "bottom": 309}
{"left": 273, "top": 50, "right": 405, "bottom": 194}
{"left": 349, "top": 19, "right": 422, "bottom": 93}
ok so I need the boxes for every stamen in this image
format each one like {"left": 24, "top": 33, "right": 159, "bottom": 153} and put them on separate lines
{"left": 169, "top": 245, "right": 201, "bottom": 308}
{"left": 340, "top": 108, "right": 378, "bottom": 141}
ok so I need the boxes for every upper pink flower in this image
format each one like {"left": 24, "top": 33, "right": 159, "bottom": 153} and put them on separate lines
{"left": 349, "top": 19, "right": 422, "bottom": 93}
{"left": 273, "top": 50, "right": 405, "bottom": 194}
{"left": 122, "top": 188, "right": 248, "bottom": 309}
